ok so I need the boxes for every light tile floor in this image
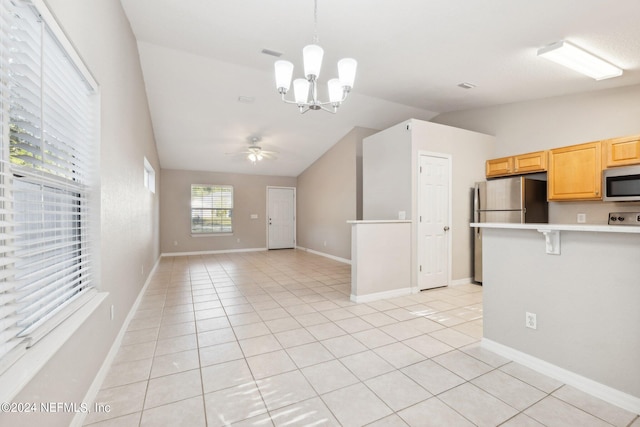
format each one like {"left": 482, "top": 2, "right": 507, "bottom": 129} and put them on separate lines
{"left": 84, "top": 250, "right": 640, "bottom": 427}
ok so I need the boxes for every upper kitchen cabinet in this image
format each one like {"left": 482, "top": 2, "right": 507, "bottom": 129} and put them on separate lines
{"left": 603, "top": 134, "right": 640, "bottom": 168}
{"left": 486, "top": 156, "right": 513, "bottom": 177}
{"left": 548, "top": 142, "right": 602, "bottom": 201}
{"left": 486, "top": 151, "right": 547, "bottom": 178}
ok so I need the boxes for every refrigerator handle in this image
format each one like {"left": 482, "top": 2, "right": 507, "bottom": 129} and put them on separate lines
{"left": 473, "top": 184, "right": 481, "bottom": 236}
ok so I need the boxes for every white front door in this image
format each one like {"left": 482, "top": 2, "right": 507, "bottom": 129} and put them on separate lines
{"left": 418, "top": 154, "right": 451, "bottom": 290}
{"left": 267, "top": 187, "right": 296, "bottom": 249}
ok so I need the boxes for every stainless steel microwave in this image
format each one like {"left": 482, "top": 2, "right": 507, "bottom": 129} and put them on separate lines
{"left": 603, "top": 165, "right": 640, "bottom": 202}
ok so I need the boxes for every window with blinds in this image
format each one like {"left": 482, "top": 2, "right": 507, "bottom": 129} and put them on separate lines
{"left": 0, "top": 0, "right": 98, "bottom": 371}
{"left": 191, "top": 185, "right": 233, "bottom": 234}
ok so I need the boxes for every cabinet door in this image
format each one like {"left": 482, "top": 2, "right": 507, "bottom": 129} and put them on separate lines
{"left": 548, "top": 142, "right": 602, "bottom": 201}
{"left": 514, "top": 151, "right": 547, "bottom": 174}
{"left": 486, "top": 156, "right": 513, "bottom": 178}
{"left": 604, "top": 135, "right": 640, "bottom": 168}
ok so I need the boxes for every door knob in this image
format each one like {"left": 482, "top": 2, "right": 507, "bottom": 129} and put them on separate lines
{"left": 444, "top": 226, "right": 450, "bottom": 231}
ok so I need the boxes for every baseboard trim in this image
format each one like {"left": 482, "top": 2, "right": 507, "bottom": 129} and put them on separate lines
{"left": 481, "top": 338, "right": 640, "bottom": 414}
{"left": 295, "top": 246, "right": 351, "bottom": 265}
{"left": 161, "top": 247, "right": 267, "bottom": 257}
{"left": 72, "top": 256, "right": 161, "bottom": 427}
{"left": 350, "top": 287, "right": 413, "bottom": 304}
{"left": 450, "top": 277, "right": 473, "bottom": 286}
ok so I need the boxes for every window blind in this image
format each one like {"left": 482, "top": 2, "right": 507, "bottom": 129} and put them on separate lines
{"left": 191, "top": 185, "right": 233, "bottom": 233}
{"left": 0, "top": 0, "right": 97, "bottom": 369}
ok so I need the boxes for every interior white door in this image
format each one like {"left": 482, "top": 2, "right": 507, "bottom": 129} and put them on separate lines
{"left": 267, "top": 187, "right": 295, "bottom": 249}
{"left": 418, "top": 154, "right": 450, "bottom": 290}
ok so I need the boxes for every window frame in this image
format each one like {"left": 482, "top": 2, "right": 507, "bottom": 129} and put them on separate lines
{"left": 0, "top": 0, "right": 104, "bottom": 402}
{"left": 190, "top": 184, "right": 234, "bottom": 235}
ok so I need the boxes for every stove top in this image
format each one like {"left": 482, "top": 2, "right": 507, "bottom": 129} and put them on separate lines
{"left": 608, "top": 212, "right": 640, "bottom": 225}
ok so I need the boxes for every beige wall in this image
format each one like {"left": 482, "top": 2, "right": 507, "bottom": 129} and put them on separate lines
{"left": 432, "top": 84, "right": 640, "bottom": 223}
{"left": 160, "top": 169, "right": 296, "bottom": 254}
{"left": 1, "top": 1, "right": 161, "bottom": 426}
{"left": 296, "top": 127, "right": 378, "bottom": 261}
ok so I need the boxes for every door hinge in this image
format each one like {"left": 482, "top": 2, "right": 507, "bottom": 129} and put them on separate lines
{"left": 419, "top": 265, "right": 422, "bottom": 272}
{"left": 419, "top": 216, "right": 422, "bottom": 222}
{"left": 420, "top": 166, "right": 422, "bottom": 173}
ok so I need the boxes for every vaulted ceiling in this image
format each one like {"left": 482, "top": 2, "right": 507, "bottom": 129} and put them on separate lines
{"left": 120, "top": 0, "right": 640, "bottom": 176}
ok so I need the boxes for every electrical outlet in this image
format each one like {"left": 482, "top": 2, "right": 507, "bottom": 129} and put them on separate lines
{"left": 110, "top": 305, "right": 114, "bottom": 321}
{"left": 577, "top": 213, "right": 586, "bottom": 223}
{"left": 525, "top": 312, "right": 537, "bottom": 329}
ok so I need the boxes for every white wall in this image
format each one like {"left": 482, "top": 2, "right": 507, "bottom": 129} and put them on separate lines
{"left": 432, "top": 84, "right": 640, "bottom": 223}
{"left": 362, "top": 119, "right": 495, "bottom": 284}
{"left": 363, "top": 124, "right": 413, "bottom": 220}
{"left": 0, "top": 1, "right": 160, "bottom": 426}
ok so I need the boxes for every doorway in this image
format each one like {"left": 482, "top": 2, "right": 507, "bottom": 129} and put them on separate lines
{"left": 267, "top": 187, "right": 296, "bottom": 249}
{"left": 417, "top": 153, "right": 451, "bottom": 290}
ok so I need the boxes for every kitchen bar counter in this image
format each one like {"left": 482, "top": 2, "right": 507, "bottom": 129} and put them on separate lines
{"left": 470, "top": 222, "right": 640, "bottom": 233}
{"left": 475, "top": 225, "right": 640, "bottom": 413}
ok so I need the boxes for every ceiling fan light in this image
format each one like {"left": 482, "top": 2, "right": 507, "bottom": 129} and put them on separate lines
{"left": 338, "top": 58, "right": 357, "bottom": 89}
{"left": 275, "top": 60, "right": 294, "bottom": 93}
{"left": 328, "top": 78, "right": 343, "bottom": 103}
{"left": 248, "top": 153, "right": 257, "bottom": 162}
{"left": 257, "top": 153, "right": 263, "bottom": 161}
{"left": 303, "top": 44, "right": 323, "bottom": 79}
{"left": 293, "top": 78, "right": 310, "bottom": 105}
{"left": 537, "top": 40, "right": 622, "bottom": 80}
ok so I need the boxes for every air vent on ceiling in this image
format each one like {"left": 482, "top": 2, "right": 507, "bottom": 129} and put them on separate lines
{"left": 261, "top": 48, "right": 282, "bottom": 58}
{"left": 457, "top": 82, "right": 476, "bottom": 89}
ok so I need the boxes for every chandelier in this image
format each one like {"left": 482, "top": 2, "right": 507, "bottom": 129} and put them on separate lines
{"left": 274, "top": 0, "right": 357, "bottom": 114}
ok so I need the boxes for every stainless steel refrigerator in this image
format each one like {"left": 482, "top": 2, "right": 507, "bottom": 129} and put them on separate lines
{"left": 473, "top": 176, "right": 548, "bottom": 282}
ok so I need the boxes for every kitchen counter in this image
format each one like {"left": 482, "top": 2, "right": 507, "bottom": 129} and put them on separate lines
{"left": 477, "top": 225, "right": 640, "bottom": 413}
{"left": 470, "top": 222, "right": 640, "bottom": 233}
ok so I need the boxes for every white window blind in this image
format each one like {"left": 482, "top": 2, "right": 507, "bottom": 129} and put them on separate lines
{"left": 191, "top": 185, "right": 233, "bottom": 234}
{"left": 0, "top": 0, "right": 98, "bottom": 371}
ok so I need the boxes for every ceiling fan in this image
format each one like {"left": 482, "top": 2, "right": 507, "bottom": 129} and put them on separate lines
{"left": 227, "top": 137, "right": 278, "bottom": 164}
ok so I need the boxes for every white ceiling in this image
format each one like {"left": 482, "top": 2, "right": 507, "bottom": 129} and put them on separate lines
{"left": 120, "top": 0, "right": 640, "bottom": 177}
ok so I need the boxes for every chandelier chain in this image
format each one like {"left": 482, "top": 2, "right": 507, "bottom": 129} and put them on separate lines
{"left": 313, "top": 0, "right": 319, "bottom": 44}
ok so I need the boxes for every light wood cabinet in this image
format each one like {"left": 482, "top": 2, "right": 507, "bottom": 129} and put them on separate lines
{"left": 548, "top": 142, "right": 602, "bottom": 201}
{"left": 486, "top": 156, "right": 513, "bottom": 177}
{"left": 603, "top": 134, "right": 640, "bottom": 168}
{"left": 514, "top": 151, "right": 547, "bottom": 174}
{"left": 486, "top": 151, "right": 546, "bottom": 178}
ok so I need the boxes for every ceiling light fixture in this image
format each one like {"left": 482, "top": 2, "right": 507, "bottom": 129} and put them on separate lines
{"left": 274, "top": 0, "right": 357, "bottom": 114}
{"left": 537, "top": 40, "right": 623, "bottom": 80}
{"left": 247, "top": 146, "right": 264, "bottom": 164}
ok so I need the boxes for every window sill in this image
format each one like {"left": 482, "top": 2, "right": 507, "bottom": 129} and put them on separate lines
{"left": 0, "top": 290, "right": 108, "bottom": 403}
{"left": 190, "top": 233, "right": 233, "bottom": 237}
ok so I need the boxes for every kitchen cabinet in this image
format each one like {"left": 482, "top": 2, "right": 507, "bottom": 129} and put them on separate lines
{"left": 486, "top": 151, "right": 546, "bottom": 178}
{"left": 603, "top": 134, "right": 640, "bottom": 168}
{"left": 486, "top": 156, "right": 513, "bottom": 177}
{"left": 548, "top": 141, "right": 602, "bottom": 201}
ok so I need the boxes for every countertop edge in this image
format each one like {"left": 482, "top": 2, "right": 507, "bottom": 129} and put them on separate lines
{"left": 347, "top": 220, "right": 412, "bottom": 224}
{"left": 470, "top": 222, "right": 640, "bottom": 234}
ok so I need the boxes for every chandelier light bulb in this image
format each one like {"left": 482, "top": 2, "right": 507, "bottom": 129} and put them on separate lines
{"left": 338, "top": 58, "right": 357, "bottom": 89}
{"left": 293, "top": 78, "right": 310, "bottom": 105}
{"left": 303, "top": 44, "right": 324, "bottom": 79}
{"left": 327, "top": 78, "right": 343, "bottom": 103}
{"left": 274, "top": 60, "right": 294, "bottom": 93}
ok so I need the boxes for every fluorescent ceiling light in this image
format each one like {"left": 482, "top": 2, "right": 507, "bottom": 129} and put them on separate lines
{"left": 537, "top": 40, "right": 622, "bottom": 80}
